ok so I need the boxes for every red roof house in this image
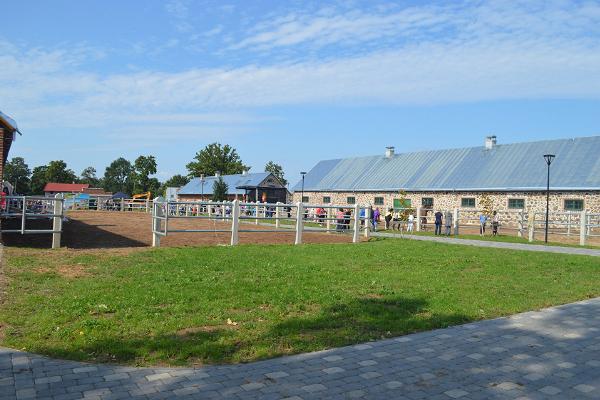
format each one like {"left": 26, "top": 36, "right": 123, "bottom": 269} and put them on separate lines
{"left": 44, "top": 183, "right": 90, "bottom": 195}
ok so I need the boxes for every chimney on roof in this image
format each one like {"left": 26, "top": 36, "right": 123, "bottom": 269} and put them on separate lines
{"left": 242, "top": 170, "right": 248, "bottom": 176}
{"left": 385, "top": 146, "right": 395, "bottom": 158}
{"left": 485, "top": 135, "right": 497, "bottom": 150}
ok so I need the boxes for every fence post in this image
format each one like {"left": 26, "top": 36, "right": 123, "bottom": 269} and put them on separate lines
{"left": 255, "top": 203, "right": 259, "bottom": 225}
{"left": 231, "top": 199, "right": 240, "bottom": 246}
{"left": 152, "top": 197, "right": 163, "bottom": 247}
{"left": 528, "top": 211, "right": 535, "bottom": 242}
{"left": 21, "top": 196, "right": 26, "bottom": 234}
{"left": 145, "top": 199, "right": 149, "bottom": 213}
{"left": 353, "top": 204, "right": 360, "bottom": 243}
{"left": 52, "top": 194, "right": 63, "bottom": 249}
{"left": 120, "top": 198, "right": 125, "bottom": 212}
{"left": 326, "top": 207, "right": 332, "bottom": 232}
{"left": 364, "top": 207, "right": 371, "bottom": 238}
{"left": 567, "top": 212, "right": 572, "bottom": 236}
{"left": 580, "top": 210, "right": 587, "bottom": 246}
{"left": 275, "top": 202, "right": 281, "bottom": 229}
{"left": 416, "top": 207, "right": 422, "bottom": 232}
{"left": 453, "top": 208, "right": 459, "bottom": 236}
{"left": 517, "top": 211, "right": 523, "bottom": 237}
{"left": 295, "top": 202, "right": 304, "bottom": 245}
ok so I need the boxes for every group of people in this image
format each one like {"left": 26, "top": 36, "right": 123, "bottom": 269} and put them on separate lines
{"left": 478, "top": 210, "right": 500, "bottom": 236}
{"left": 433, "top": 210, "right": 454, "bottom": 236}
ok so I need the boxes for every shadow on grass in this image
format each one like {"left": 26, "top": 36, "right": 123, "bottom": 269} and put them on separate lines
{"left": 29, "top": 296, "right": 471, "bottom": 366}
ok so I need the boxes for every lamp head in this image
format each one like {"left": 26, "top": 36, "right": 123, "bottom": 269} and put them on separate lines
{"left": 543, "top": 154, "right": 555, "bottom": 166}
{"left": 300, "top": 171, "right": 307, "bottom": 177}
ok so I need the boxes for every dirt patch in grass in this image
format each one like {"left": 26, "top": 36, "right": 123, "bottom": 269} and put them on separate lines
{"left": 35, "top": 264, "right": 90, "bottom": 279}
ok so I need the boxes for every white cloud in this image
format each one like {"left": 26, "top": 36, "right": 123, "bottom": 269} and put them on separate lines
{"left": 1, "top": 0, "right": 600, "bottom": 133}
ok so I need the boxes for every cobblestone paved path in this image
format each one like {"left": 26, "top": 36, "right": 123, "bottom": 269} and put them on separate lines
{"left": 2, "top": 298, "right": 600, "bottom": 399}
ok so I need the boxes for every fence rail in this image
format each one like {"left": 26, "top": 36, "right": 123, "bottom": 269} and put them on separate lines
{"left": 0, "top": 194, "right": 64, "bottom": 248}
{"left": 151, "top": 198, "right": 370, "bottom": 247}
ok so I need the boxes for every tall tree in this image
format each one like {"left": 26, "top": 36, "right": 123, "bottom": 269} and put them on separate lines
{"left": 186, "top": 143, "right": 248, "bottom": 177}
{"left": 132, "top": 155, "right": 157, "bottom": 194}
{"left": 30, "top": 166, "right": 49, "bottom": 195}
{"left": 80, "top": 166, "right": 100, "bottom": 187}
{"left": 160, "top": 174, "right": 190, "bottom": 195}
{"left": 264, "top": 161, "right": 287, "bottom": 185}
{"left": 46, "top": 160, "right": 77, "bottom": 183}
{"left": 4, "top": 157, "right": 31, "bottom": 194}
{"left": 103, "top": 157, "right": 134, "bottom": 194}
{"left": 212, "top": 177, "right": 229, "bottom": 201}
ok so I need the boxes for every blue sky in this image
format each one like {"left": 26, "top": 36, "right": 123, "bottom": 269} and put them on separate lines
{"left": 2, "top": 0, "right": 600, "bottom": 188}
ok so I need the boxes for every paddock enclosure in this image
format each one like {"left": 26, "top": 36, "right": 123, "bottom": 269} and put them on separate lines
{"left": 0, "top": 211, "right": 356, "bottom": 249}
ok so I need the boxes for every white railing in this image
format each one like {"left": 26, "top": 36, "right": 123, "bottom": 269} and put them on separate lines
{"left": 151, "top": 198, "right": 370, "bottom": 247}
{"left": 392, "top": 206, "right": 597, "bottom": 246}
{"left": 0, "top": 194, "right": 64, "bottom": 248}
{"left": 65, "top": 197, "right": 151, "bottom": 213}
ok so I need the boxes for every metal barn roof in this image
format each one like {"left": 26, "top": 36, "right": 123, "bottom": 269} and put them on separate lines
{"left": 293, "top": 136, "right": 600, "bottom": 192}
{"left": 0, "top": 111, "right": 19, "bottom": 133}
{"left": 179, "top": 172, "right": 272, "bottom": 196}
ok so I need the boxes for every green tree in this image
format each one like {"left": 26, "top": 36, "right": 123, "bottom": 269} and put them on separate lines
{"left": 4, "top": 157, "right": 31, "bottom": 194}
{"left": 264, "top": 161, "right": 287, "bottom": 185}
{"left": 186, "top": 143, "right": 248, "bottom": 177}
{"left": 80, "top": 166, "right": 100, "bottom": 187}
{"left": 30, "top": 166, "right": 49, "bottom": 194}
{"left": 479, "top": 193, "right": 494, "bottom": 217}
{"left": 212, "top": 177, "right": 229, "bottom": 201}
{"left": 132, "top": 155, "right": 157, "bottom": 194}
{"left": 46, "top": 160, "right": 77, "bottom": 183}
{"left": 103, "top": 157, "right": 134, "bottom": 194}
{"left": 160, "top": 174, "right": 190, "bottom": 195}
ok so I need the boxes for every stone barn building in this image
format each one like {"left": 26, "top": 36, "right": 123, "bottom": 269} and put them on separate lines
{"left": 178, "top": 172, "right": 289, "bottom": 203}
{"left": 292, "top": 136, "right": 600, "bottom": 214}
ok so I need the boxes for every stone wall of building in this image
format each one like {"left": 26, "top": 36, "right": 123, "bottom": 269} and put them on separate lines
{"left": 293, "top": 190, "right": 600, "bottom": 214}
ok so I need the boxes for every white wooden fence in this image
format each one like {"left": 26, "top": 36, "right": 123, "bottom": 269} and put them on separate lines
{"left": 151, "top": 198, "right": 369, "bottom": 247}
{"left": 0, "top": 194, "right": 64, "bottom": 248}
{"left": 66, "top": 197, "right": 151, "bottom": 213}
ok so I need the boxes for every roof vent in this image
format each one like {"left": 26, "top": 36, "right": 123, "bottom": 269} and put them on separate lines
{"left": 485, "top": 135, "right": 497, "bottom": 150}
{"left": 385, "top": 146, "right": 395, "bottom": 158}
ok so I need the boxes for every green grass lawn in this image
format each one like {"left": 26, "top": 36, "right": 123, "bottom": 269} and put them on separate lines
{"left": 1, "top": 238, "right": 599, "bottom": 367}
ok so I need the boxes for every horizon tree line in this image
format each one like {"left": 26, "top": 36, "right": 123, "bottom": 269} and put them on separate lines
{"left": 2, "top": 143, "right": 288, "bottom": 198}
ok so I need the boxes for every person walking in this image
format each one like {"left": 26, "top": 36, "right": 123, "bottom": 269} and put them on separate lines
{"left": 372, "top": 207, "right": 380, "bottom": 231}
{"left": 385, "top": 208, "right": 393, "bottom": 230}
{"left": 344, "top": 208, "right": 352, "bottom": 230}
{"left": 492, "top": 211, "right": 500, "bottom": 236}
{"left": 479, "top": 213, "right": 488, "bottom": 236}
{"left": 407, "top": 213, "right": 414, "bottom": 233}
{"left": 336, "top": 208, "right": 345, "bottom": 231}
{"left": 434, "top": 210, "right": 443, "bottom": 235}
{"left": 445, "top": 210, "right": 453, "bottom": 235}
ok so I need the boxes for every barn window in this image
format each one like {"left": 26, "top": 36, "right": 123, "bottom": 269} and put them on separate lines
{"left": 508, "top": 198, "right": 525, "bottom": 209}
{"left": 421, "top": 197, "right": 434, "bottom": 208}
{"left": 374, "top": 197, "right": 384, "bottom": 205}
{"left": 461, "top": 198, "right": 476, "bottom": 208}
{"left": 301, "top": 196, "right": 309, "bottom": 203}
{"left": 347, "top": 196, "right": 356, "bottom": 204}
{"left": 322, "top": 196, "right": 331, "bottom": 204}
{"left": 564, "top": 199, "right": 584, "bottom": 211}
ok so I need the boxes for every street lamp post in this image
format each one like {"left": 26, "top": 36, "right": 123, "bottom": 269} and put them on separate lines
{"left": 300, "top": 172, "right": 307, "bottom": 203}
{"left": 543, "top": 154, "right": 555, "bottom": 244}
{"left": 200, "top": 174, "right": 205, "bottom": 203}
